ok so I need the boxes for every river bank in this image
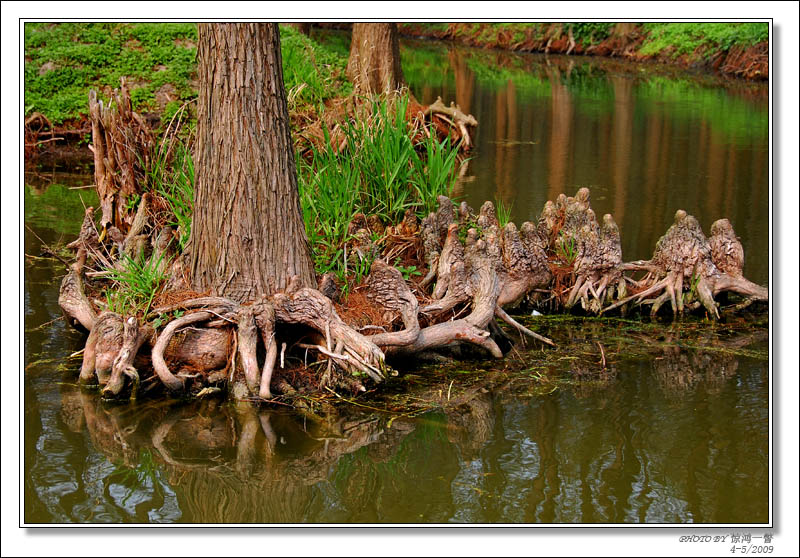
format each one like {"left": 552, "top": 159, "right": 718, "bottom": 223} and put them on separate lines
{"left": 24, "top": 22, "right": 768, "bottom": 162}
{"left": 394, "top": 23, "right": 769, "bottom": 81}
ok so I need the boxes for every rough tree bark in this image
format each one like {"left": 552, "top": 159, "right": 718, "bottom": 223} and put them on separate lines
{"left": 346, "top": 23, "right": 405, "bottom": 96}
{"left": 190, "top": 23, "right": 315, "bottom": 302}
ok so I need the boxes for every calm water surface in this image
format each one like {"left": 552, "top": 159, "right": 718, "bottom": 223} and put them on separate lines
{"left": 23, "top": 40, "right": 769, "bottom": 524}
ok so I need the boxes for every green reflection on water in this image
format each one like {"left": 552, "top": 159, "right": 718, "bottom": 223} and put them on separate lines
{"left": 25, "top": 182, "right": 98, "bottom": 235}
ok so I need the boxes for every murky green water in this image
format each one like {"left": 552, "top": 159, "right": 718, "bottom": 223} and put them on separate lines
{"left": 23, "top": 41, "right": 769, "bottom": 524}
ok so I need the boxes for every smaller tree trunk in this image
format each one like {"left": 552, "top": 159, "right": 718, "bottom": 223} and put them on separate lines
{"left": 346, "top": 23, "right": 405, "bottom": 96}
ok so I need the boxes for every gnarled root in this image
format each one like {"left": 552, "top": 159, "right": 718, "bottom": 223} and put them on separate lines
{"left": 102, "top": 317, "right": 153, "bottom": 397}
{"left": 57, "top": 182, "right": 766, "bottom": 404}
{"left": 364, "top": 259, "right": 420, "bottom": 347}
{"left": 79, "top": 312, "right": 124, "bottom": 385}
{"left": 152, "top": 311, "right": 215, "bottom": 392}
{"left": 603, "top": 210, "right": 767, "bottom": 318}
{"left": 536, "top": 189, "right": 625, "bottom": 313}
{"left": 59, "top": 248, "right": 96, "bottom": 332}
{"left": 411, "top": 197, "right": 557, "bottom": 357}
{"left": 236, "top": 297, "right": 278, "bottom": 399}
{"left": 272, "top": 287, "right": 387, "bottom": 383}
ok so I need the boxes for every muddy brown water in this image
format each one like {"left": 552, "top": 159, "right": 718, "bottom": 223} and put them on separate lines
{"left": 23, "top": 42, "right": 769, "bottom": 524}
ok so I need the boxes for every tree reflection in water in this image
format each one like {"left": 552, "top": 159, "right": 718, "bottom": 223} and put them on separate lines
{"left": 61, "top": 324, "right": 767, "bottom": 524}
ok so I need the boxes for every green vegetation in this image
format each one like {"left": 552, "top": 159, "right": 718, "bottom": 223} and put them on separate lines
{"left": 494, "top": 197, "right": 513, "bottom": 227}
{"left": 103, "top": 249, "right": 169, "bottom": 317}
{"left": 394, "top": 259, "right": 422, "bottom": 281}
{"left": 122, "top": 94, "right": 461, "bottom": 296}
{"left": 298, "top": 94, "right": 461, "bottom": 290}
{"left": 556, "top": 232, "right": 577, "bottom": 265}
{"left": 570, "top": 23, "right": 615, "bottom": 45}
{"left": 24, "top": 23, "right": 350, "bottom": 126}
{"left": 403, "top": 22, "right": 768, "bottom": 55}
{"left": 147, "top": 135, "right": 195, "bottom": 252}
{"left": 25, "top": 22, "right": 197, "bottom": 123}
{"left": 25, "top": 22, "right": 769, "bottom": 128}
{"left": 640, "top": 23, "right": 769, "bottom": 58}
{"left": 279, "top": 25, "right": 351, "bottom": 111}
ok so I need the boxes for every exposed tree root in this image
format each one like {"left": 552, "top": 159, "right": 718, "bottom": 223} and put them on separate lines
{"left": 103, "top": 317, "right": 152, "bottom": 397}
{"left": 152, "top": 311, "right": 215, "bottom": 392}
{"left": 602, "top": 210, "right": 767, "bottom": 318}
{"left": 59, "top": 187, "right": 768, "bottom": 403}
{"left": 56, "top": 97, "right": 766, "bottom": 405}
{"left": 59, "top": 248, "right": 96, "bottom": 332}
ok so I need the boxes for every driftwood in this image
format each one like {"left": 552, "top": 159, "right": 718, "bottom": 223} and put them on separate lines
{"left": 423, "top": 96, "right": 478, "bottom": 149}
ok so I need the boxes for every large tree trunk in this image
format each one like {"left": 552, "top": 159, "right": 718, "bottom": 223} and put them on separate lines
{"left": 346, "top": 23, "right": 405, "bottom": 96}
{"left": 190, "top": 23, "right": 315, "bottom": 303}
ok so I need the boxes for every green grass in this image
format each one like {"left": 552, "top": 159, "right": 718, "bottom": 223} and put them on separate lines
{"left": 103, "top": 249, "right": 169, "bottom": 317}
{"left": 640, "top": 23, "right": 769, "bottom": 58}
{"left": 279, "top": 24, "right": 351, "bottom": 111}
{"left": 556, "top": 232, "right": 577, "bottom": 265}
{"left": 494, "top": 197, "right": 513, "bottom": 227}
{"left": 24, "top": 23, "right": 351, "bottom": 126}
{"left": 297, "top": 94, "right": 461, "bottom": 290}
{"left": 147, "top": 137, "right": 195, "bottom": 252}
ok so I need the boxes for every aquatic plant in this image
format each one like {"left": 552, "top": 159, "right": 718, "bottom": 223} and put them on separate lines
{"left": 494, "top": 197, "right": 513, "bottom": 227}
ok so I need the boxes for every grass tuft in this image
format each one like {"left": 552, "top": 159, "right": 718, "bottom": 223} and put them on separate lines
{"left": 103, "top": 249, "right": 169, "bottom": 317}
{"left": 297, "top": 94, "right": 461, "bottom": 290}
